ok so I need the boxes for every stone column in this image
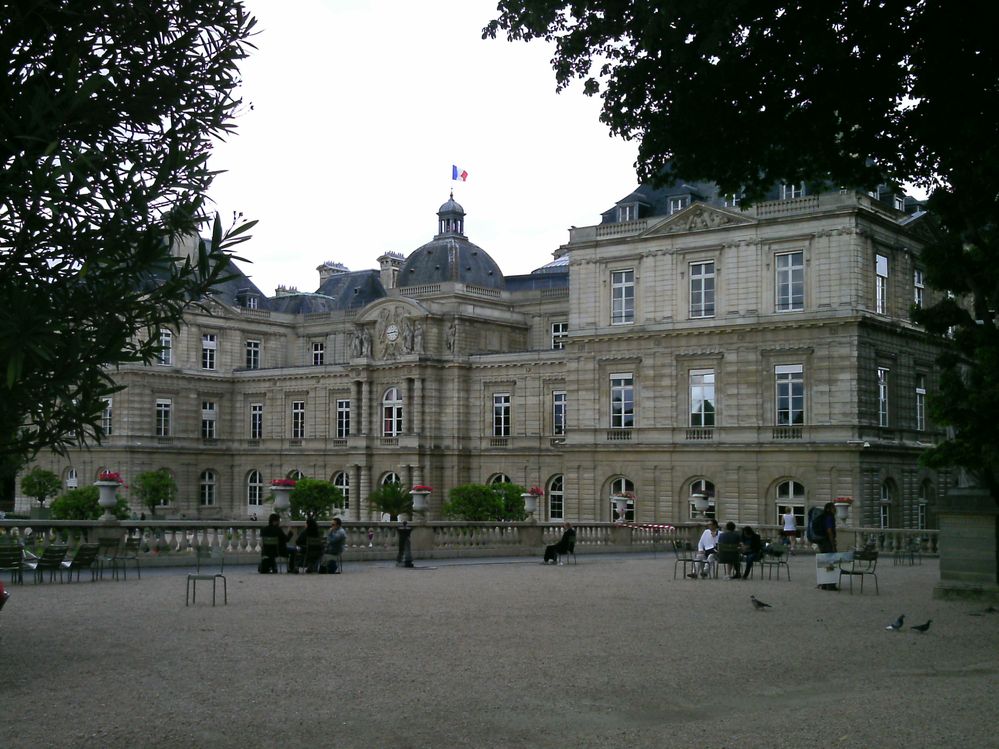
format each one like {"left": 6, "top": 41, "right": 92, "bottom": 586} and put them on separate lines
{"left": 359, "top": 380, "right": 369, "bottom": 435}
{"left": 933, "top": 487, "right": 999, "bottom": 602}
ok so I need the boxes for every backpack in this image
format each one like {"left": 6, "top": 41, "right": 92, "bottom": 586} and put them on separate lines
{"left": 806, "top": 507, "right": 826, "bottom": 543}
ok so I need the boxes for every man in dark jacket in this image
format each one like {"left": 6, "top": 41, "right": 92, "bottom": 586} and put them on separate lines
{"left": 260, "top": 513, "right": 295, "bottom": 573}
{"left": 543, "top": 522, "right": 576, "bottom": 564}
{"left": 739, "top": 526, "right": 764, "bottom": 579}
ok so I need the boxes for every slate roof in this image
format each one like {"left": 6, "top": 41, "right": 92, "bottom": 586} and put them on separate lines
{"left": 314, "top": 269, "right": 387, "bottom": 310}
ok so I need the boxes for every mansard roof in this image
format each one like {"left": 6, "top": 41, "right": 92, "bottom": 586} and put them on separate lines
{"left": 314, "top": 269, "right": 387, "bottom": 310}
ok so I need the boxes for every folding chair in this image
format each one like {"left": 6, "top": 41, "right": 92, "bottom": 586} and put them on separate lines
{"left": 186, "top": 546, "right": 227, "bottom": 606}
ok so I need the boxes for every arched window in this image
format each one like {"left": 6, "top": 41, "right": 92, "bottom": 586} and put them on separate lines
{"left": 775, "top": 480, "right": 805, "bottom": 528}
{"left": 333, "top": 471, "right": 350, "bottom": 510}
{"left": 548, "top": 475, "right": 564, "bottom": 520}
{"left": 289, "top": 469, "right": 304, "bottom": 481}
{"left": 609, "top": 477, "right": 635, "bottom": 522}
{"left": 65, "top": 467, "right": 78, "bottom": 489}
{"left": 200, "top": 470, "right": 216, "bottom": 506}
{"left": 381, "top": 472, "right": 401, "bottom": 486}
{"left": 382, "top": 387, "right": 403, "bottom": 436}
{"left": 688, "top": 479, "right": 716, "bottom": 519}
{"left": 489, "top": 473, "right": 511, "bottom": 485}
{"left": 247, "top": 470, "right": 263, "bottom": 506}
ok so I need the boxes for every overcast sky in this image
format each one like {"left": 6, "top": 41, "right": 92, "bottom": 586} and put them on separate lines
{"left": 207, "top": 0, "right": 639, "bottom": 295}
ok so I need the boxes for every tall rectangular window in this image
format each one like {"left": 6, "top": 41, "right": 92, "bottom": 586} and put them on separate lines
{"left": 611, "top": 269, "right": 635, "bottom": 325}
{"left": 157, "top": 329, "right": 173, "bottom": 365}
{"left": 245, "top": 340, "right": 260, "bottom": 370}
{"left": 781, "top": 183, "right": 804, "bottom": 199}
{"left": 876, "top": 254, "right": 889, "bottom": 314}
{"left": 668, "top": 196, "right": 688, "bottom": 214}
{"left": 775, "top": 365, "right": 804, "bottom": 425}
{"left": 155, "top": 399, "right": 172, "bottom": 437}
{"left": 493, "top": 393, "right": 511, "bottom": 437}
{"left": 101, "top": 397, "right": 113, "bottom": 436}
{"left": 689, "top": 370, "right": 716, "bottom": 427}
{"left": 915, "top": 374, "right": 926, "bottom": 431}
{"left": 878, "top": 367, "right": 890, "bottom": 426}
{"left": 312, "top": 342, "right": 325, "bottom": 366}
{"left": 336, "top": 399, "right": 351, "bottom": 438}
{"left": 551, "top": 322, "right": 568, "bottom": 350}
{"left": 610, "top": 373, "right": 634, "bottom": 429}
{"left": 879, "top": 503, "right": 890, "bottom": 529}
{"left": 553, "top": 391, "right": 567, "bottom": 436}
{"left": 913, "top": 268, "right": 924, "bottom": 309}
{"left": 201, "top": 400, "right": 217, "bottom": 439}
{"left": 689, "top": 261, "right": 715, "bottom": 318}
{"left": 250, "top": 403, "right": 263, "bottom": 440}
{"left": 291, "top": 401, "right": 305, "bottom": 439}
{"left": 775, "top": 252, "right": 804, "bottom": 312}
{"left": 917, "top": 502, "right": 927, "bottom": 530}
{"left": 201, "top": 333, "right": 217, "bottom": 370}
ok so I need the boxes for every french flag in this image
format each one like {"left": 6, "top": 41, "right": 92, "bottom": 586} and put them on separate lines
{"left": 451, "top": 164, "right": 468, "bottom": 182}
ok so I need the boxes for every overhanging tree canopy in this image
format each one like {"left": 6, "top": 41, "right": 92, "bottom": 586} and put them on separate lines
{"left": 0, "top": 1, "right": 257, "bottom": 477}
{"left": 486, "top": 1, "right": 999, "bottom": 497}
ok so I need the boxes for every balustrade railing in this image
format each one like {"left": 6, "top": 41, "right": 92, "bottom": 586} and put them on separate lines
{"left": 0, "top": 519, "right": 939, "bottom": 567}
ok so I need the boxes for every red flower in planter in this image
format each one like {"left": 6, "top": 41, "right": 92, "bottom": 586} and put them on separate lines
{"left": 271, "top": 478, "right": 296, "bottom": 487}
{"left": 411, "top": 485, "right": 433, "bottom": 492}
{"left": 528, "top": 486, "right": 544, "bottom": 496}
{"left": 98, "top": 471, "right": 124, "bottom": 484}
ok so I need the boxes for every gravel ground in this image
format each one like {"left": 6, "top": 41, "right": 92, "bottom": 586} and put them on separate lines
{"left": 2, "top": 554, "right": 998, "bottom": 749}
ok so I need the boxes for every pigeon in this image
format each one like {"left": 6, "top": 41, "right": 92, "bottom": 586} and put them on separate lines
{"left": 886, "top": 614, "right": 905, "bottom": 631}
{"left": 750, "top": 595, "right": 772, "bottom": 610}
{"left": 911, "top": 620, "right": 932, "bottom": 633}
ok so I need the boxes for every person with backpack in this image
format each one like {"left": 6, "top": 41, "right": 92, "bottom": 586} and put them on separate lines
{"left": 809, "top": 502, "right": 837, "bottom": 554}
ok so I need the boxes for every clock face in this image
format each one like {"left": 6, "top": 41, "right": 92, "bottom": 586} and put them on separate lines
{"left": 385, "top": 324, "right": 399, "bottom": 342}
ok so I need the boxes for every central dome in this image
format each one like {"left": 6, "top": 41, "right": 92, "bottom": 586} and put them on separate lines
{"left": 398, "top": 195, "right": 505, "bottom": 290}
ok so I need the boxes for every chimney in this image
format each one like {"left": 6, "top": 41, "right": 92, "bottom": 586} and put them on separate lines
{"left": 378, "top": 251, "right": 405, "bottom": 289}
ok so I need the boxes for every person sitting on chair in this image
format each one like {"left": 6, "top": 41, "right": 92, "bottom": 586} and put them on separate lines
{"left": 543, "top": 521, "right": 576, "bottom": 564}
{"left": 716, "top": 521, "right": 743, "bottom": 579}
{"left": 260, "top": 513, "right": 295, "bottom": 573}
{"left": 325, "top": 517, "right": 347, "bottom": 573}
{"left": 691, "top": 518, "right": 720, "bottom": 578}
{"left": 739, "top": 525, "right": 763, "bottom": 579}
{"left": 294, "top": 515, "right": 321, "bottom": 572}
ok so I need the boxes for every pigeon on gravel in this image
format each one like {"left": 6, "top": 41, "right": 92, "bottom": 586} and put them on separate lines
{"left": 911, "top": 620, "right": 932, "bottom": 633}
{"left": 886, "top": 614, "right": 905, "bottom": 631}
{"left": 750, "top": 595, "right": 772, "bottom": 610}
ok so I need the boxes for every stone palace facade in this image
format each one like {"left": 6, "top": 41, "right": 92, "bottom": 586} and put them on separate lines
{"left": 23, "top": 179, "right": 948, "bottom": 529}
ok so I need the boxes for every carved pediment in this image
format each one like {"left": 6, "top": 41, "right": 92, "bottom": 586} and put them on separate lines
{"left": 643, "top": 204, "right": 756, "bottom": 237}
{"left": 351, "top": 301, "right": 428, "bottom": 360}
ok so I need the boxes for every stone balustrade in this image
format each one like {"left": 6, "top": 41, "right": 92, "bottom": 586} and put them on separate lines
{"left": 0, "top": 519, "right": 939, "bottom": 568}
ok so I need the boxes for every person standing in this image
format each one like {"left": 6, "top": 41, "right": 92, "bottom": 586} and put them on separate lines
{"left": 815, "top": 502, "right": 837, "bottom": 554}
{"left": 781, "top": 508, "right": 797, "bottom": 553}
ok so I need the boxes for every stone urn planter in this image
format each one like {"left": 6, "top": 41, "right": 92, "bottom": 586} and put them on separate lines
{"left": 270, "top": 480, "right": 295, "bottom": 515}
{"left": 409, "top": 486, "right": 432, "bottom": 512}
{"left": 691, "top": 492, "right": 710, "bottom": 514}
{"left": 95, "top": 471, "right": 124, "bottom": 522}
{"left": 94, "top": 480, "right": 121, "bottom": 521}
{"left": 834, "top": 497, "right": 853, "bottom": 523}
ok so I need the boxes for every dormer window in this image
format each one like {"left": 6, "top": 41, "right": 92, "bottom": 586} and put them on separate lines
{"left": 668, "top": 196, "right": 689, "bottom": 214}
{"left": 617, "top": 203, "right": 639, "bottom": 222}
{"left": 893, "top": 195, "right": 905, "bottom": 211}
{"left": 724, "top": 194, "right": 741, "bottom": 208}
